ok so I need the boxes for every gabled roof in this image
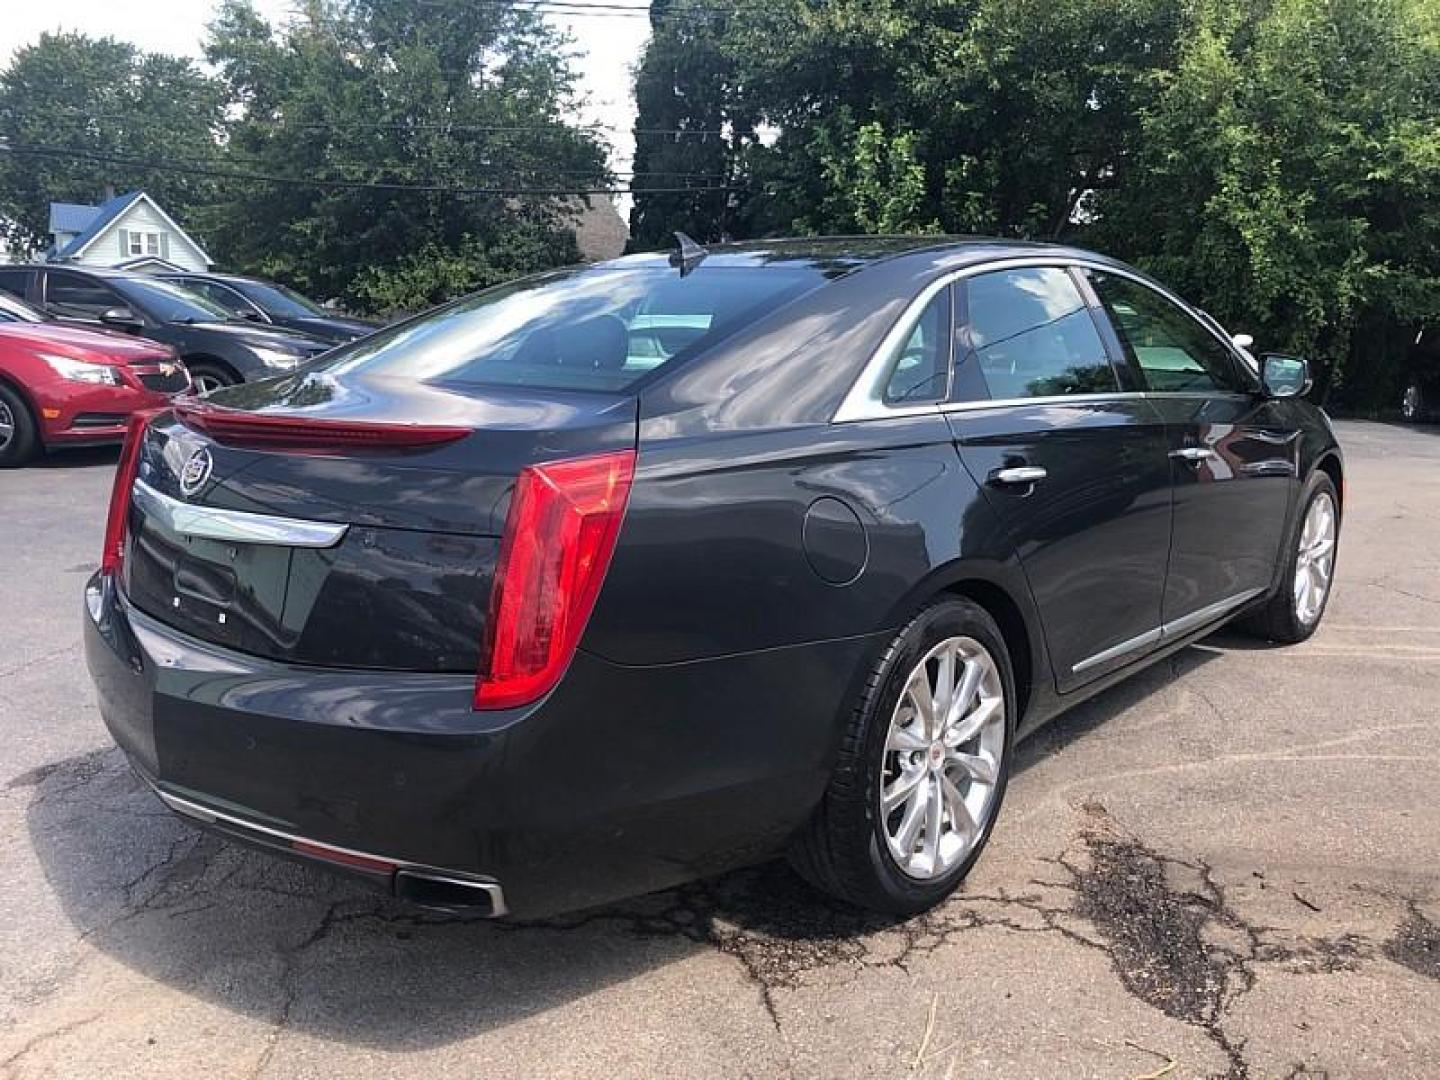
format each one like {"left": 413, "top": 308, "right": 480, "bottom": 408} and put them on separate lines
{"left": 114, "top": 255, "right": 188, "bottom": 273}
{"left": 48, "top": 202, "right": 100, "bottom": 235}
{"left": 46, "top": 191, "right": 213, "bottom": 266}
{"left": 50, "top": 191, "right": 147, "bottom": 260}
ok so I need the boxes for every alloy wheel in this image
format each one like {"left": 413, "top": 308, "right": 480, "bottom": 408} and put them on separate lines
{"left": 1402, "top": 386, "right": 1420, "bottom": 422}
{"left": 0, "top": 400, "right": 13, "bottom": 450}
{"left": 879, "top": 635, "right": 1006, "bottom": 880}
{"left": 192, "top": 373, "right": 224, "bottom": 397}
{"left": 1293, "top": 492, "right": 1337, "bottom": 626}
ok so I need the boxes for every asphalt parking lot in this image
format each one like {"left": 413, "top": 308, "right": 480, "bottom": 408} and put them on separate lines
{"left": 1, "top": 419, "right": 1436, "bottom": 1079}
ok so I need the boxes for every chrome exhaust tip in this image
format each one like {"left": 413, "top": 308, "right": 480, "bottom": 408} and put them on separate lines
{"left": 394, "top": 870, "right": 508, "bottom": 916}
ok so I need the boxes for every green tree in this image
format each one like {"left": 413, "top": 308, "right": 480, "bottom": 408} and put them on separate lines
{"left": 1093, "top": 0, "right": 1440, "bottom": 403}
{"left": 631, "top": 0, "right": 1181, "bottom": 240}
{"left": 629, "top": 0, "right": 756, "bottom": 247}
{"left": 0, "top": 33, "right": 225, "bottom": 256}
{"left": 202, "top": 0, "right": 609, "bottom": 314}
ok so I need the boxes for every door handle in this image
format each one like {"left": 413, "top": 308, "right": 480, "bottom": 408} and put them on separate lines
{"left": 990, "top": 465, "right": 1048, "bottom": 486}
{"left": 1169, "top": 447, "right": 1216, "bottom": 463}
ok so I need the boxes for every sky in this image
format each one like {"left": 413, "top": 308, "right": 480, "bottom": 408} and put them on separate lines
{"left": 0, "top": 1, "right": 650, "bottom": 198}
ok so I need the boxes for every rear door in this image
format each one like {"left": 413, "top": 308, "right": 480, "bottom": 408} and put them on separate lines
{"left": 945, "top": 265, "right": 1173, "bottom": 692}
{"left": 1083, "top": 269, "right": 1299, "bottom": 630}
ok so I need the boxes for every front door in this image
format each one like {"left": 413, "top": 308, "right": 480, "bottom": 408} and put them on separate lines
{"left": 946, "top": 265, "right": 1174, "bottom": 693}
{"left": 1083, "top": 269, "right": 1300, "bottom": 630}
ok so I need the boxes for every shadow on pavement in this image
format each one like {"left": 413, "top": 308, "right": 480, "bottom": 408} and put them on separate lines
{"left": 36, "top": 445, "right": 121, "bottom": 470}
{"left": 23, "top": 637, "right": 1227, "bottom": 1048}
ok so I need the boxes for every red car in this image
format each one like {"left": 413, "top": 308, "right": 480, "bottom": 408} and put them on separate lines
{"left": 0, "top": 291, "right": 190, "bottom": 467}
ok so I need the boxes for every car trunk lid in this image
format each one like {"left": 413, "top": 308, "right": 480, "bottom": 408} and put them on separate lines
{"left": 120, "top": 370, "right": 638, "bottom": 672}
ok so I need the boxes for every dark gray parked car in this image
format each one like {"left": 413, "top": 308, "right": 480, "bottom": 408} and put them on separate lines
{"left": 159, "top": 272, "right": 378, "bottom": 346}
{"left": 0, "top": 266, "right": 333, "bottom": 394}
{"left": 83, "top": 237, "right": 1343, "bottom": 919}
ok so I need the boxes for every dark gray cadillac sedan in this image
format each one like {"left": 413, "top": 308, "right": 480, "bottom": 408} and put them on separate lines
{"left": 84, "top": 237, "right": 1343, "bottom": 918}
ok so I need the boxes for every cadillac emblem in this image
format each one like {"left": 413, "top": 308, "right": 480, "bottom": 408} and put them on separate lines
{"left": 179, "top": 447, "right": 213, "bottom": 497}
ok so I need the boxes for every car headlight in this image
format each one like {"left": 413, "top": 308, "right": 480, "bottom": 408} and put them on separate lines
{"left": 251, "top": 345, "right": 310, "bottom": 370}
{"left": 39, "top": 354, "right": 123, "bottom": 386}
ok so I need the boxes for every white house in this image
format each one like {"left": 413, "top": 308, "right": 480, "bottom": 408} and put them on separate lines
{"left": 47, "top": 191, "right": 213, "bottom": 273}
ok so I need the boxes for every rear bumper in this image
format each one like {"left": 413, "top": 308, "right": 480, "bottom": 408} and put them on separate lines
{"left": 151, "top": 783, "right": 508, "bottom": 915}
{"left": 84, "top": 573, "right": 879, "bottom": 917}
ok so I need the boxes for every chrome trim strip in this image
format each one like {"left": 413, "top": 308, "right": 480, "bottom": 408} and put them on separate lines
{"left": 1072, "top": 627, "right": 1162, "bottom": 674}
{"left": 152, "top": 787, "right": 508, "bottom": 916}
{"left": 941, "top": 391, "right": 1148, "bottom": 414}
{"left": 133, "top": 479, "right": 349, "bottom": 548}
{"left": 832, "top": 255, "right": 1254, "bottom": 424}
{"left": 832, "top": 273, "right": 954, "bottom": 423}
{"left": 1071, "top": 587, "right": 1268, "bottom": 675}
{"left": 1160, "top": 587, "right": 1266, "bottom": 640}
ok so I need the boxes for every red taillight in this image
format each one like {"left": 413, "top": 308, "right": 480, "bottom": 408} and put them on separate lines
{"left": 475, "top": 449, "right": 637, "bottom": 710}
{"left": 101, "top": 409, "right": 162, "bottom": 575}
{"left": 173, "top": 401, "right": 469, "bottom": 454}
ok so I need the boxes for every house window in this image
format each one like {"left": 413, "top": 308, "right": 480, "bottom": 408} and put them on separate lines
{"left": 128, "top": 232, "right": 161, "bottom": 256}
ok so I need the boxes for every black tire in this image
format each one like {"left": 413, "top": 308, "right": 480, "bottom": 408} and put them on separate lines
{"left": 187, "top": 361, "right": 239, "bottom": 396}
{"left": 0, "top": 382, "right": 39, "bottom": 468}
{"left": 789, "top": 597, "right": 1017, "bottom": 915}
{"left": 1236, "top": 471, "right": 1340, "bottom": 644}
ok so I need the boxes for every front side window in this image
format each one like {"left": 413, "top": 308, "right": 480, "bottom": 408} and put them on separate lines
{"left": 961, "top": 267, "right": 1116, "bottom": 400}
{"left": 1088, "top": 271, "right": 1247, "bottom": 393}
{"left": 110, "top": 278, "right": 233, "bottom": 323}
{"left": 883, "top": 287, "right": 952, "bottom": 404}
{"left": 183, "top": 280, "right": 255, "bottom": 318}
{"left": 317, "top": 265, "right": 828, "bottom": 393}
{"left": 46, "top": 271, "right": 121, "bottom": 316}
{"left": 237, "top": 282, "right": 327, "bottom": 319}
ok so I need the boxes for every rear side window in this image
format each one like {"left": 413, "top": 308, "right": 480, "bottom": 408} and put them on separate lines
{"left": 1088, "top": 272, "right": 1246, "bottom": 393}
{"left": 320, "top": 265, "right": 828, "bottom": 393}
{"left": 0, "top": 268, "right": 35, "bottom": 301}
{"left": 883, "top": 287, "right": 952, "bottom": 404}
{"left": 961, "top": 268, "right": 1116, "bottom": 400}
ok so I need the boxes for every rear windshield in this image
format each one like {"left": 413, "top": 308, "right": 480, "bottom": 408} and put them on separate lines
{"left": 317, "top": 265, "right": 827, "bottom": 392}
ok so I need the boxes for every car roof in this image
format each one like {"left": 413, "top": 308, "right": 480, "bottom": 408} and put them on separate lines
{"left": 157, "top": 271, "right": 267, "bottom": 287}
{"left": 594, "top": 236, "right": 1126, "bottom": 279}
{"left": 11, "top": 264, "right": 140, "bottom": 280}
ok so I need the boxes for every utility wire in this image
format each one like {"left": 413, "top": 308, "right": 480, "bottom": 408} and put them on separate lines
{"left": 27, "top": 105, "right": 729, "bottom": 138}
{"left": 0, "top": 142, "right": 743, "bottom": 196}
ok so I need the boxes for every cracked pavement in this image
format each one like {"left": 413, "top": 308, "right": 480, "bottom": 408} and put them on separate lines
{"left": 1, "top": 420, "right": 1438, "bottom": 1079}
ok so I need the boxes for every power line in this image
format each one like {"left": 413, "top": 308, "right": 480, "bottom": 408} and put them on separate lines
{"left": 27, "top": 105, "right": 729, "bottom": 138}
{"left": 0, "top": 142, "right": 742, "bottom": 197}
{"left": 413, "top": 0, "right": 745, "bottom": 16}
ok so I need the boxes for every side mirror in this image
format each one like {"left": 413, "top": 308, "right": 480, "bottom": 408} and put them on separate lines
{"left": 238, "top": 308, "right": 265, "bottom": 322}
{"left": 99, "top": 306, "right": 143, "bottom": 332}
{"left": 1259, "top": 353, "right": 1311, "bottom": 399}
{"left": 1231, "top": 332, "right": 1255, "bottom": 351}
